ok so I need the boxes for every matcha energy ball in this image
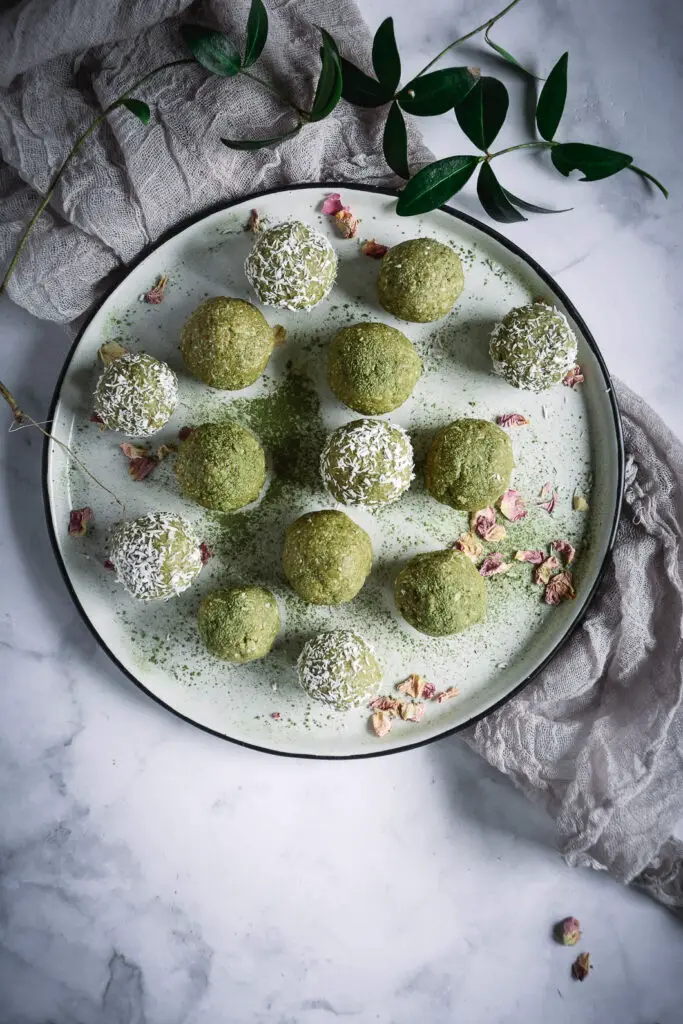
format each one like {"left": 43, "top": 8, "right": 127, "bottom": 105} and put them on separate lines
{"left": 328, "top": 322, "right": 422, "bottom": 415}
{"left": 93, "top": 352, "right": 177, "bottom": 436}
{"left": 490, "top": 301, "right": 578, "bottom": 391}
{"left": 395, "top": 549, "right": 486, "bottom": 636}
{"left": 109, "top": 513, "right": 203, "bottom": 601}
{"left": 426, "top": 419, "right": 514, "bottom": 511}
{"left": 297, "top": 630, "right": 382, "bottom": 710}
{"left": 377, "top": 238, "right": 464, "bottom": 323}
{"left": 245, "top": 221, "right": 337, "bottom": 311}
{"left": 175, "top": 421, "right": 266, "bottom": 512}
{"left": 320, "top": 419, "right": 414, "bottom": 507}
{"left": 198, "top": 586, "right": 280, "bottom": 662}
{"left": 282, "top": 509, "right": 372, "bottom": 605}
{"left": 181, "top": 296, "right": 279, "bottom": 390}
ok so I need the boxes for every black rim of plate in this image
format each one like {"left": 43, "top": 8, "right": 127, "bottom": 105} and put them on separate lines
{"left": 42, "top": 181, "right": 625, "bottom": 760}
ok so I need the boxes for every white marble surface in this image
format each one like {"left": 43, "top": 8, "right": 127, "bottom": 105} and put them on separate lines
{"left": 2, "top": 0, "right": 683, "bottom": 1020}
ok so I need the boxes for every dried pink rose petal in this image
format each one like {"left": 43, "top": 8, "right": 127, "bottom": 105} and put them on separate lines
{"left": 496, "top": 413, "right": 530, "bottom": 428}
{"left": 435, "top": 686, "right": 460, "bottom": 703}
{"left": 545, "top": 570, "right": 576, "bottom": 605}
{"left": 89, "top": 412, "right": 105, "bottom": 428}
{"left": 368, "top": 695, "right": 401, "bottom": 714}
{"left": 371, "top": 710, "right": 393, "bottom": 738}
{"left": 534, "top": 555, "right": 560, "bottom": 586}
{"left": 247, "top": 208, "right": 260, "bottom": 232}
{"left": 120, "top": 442, "right": 150, "bottom": 461}
{"left": 400, "top": 701, "right": 426, "bottom": 722}
{"left": 499, "top": 488, "right": 528, "bottom": 522}
{"left": 562, "top": 365, "right": 584, "bottom": 389}
{"left": 155, "top": 443, "right": 177, "bottom": 461}
{"left": 396, "top": 674, "right": 435, "bottom": 700}
{"left": 98, "top": 340, "right": 128, "bottom": 364}
{"left": 539, "top": 481, "right": 553, "bottom": 500}
{"left": 479, "top": 553, "right": 511, "bottom": 577}
{"left": 538, "top": 483, "right": 558, "bottom": 513}
{"left": 556, "top": 917, "right": 582, "bottom": 946}
{"left": 199, "top": 542, "right": 213, "bottom": 566}
{"left": 454, "top": 531, "right": 484, "bottom": 561}
{"left": 514, "top": 549, "right": 545, "bottom": 565}
{"left": 273, "top": 325, "right": 287, "bottom": 347}
{"left": 552, "top": 539, "right": 576, "bottom": 564}
{"left": 571, "top": 952, "right": 591, "bottom": 981}
{"left": 103, "top": 558, "right": 115, "bottom": 570}
{"left": 120, "top": 443, "right": 158, "bottom": 481}
{"left": 178, "top": 426, "right": 194, "bottom": 441}
{"left": 334, "top": 208, "right": 359, "bottom": 238}
{"left": 143, "top": 274, "right": 168, "bottom": 304}
{"left": 321, "top": 192, "right": 344, "bottom": 215}
{"left": 68, "top": 507, "right": 92, "bottom": 537}
{"left": 360, "top": 239, "right": 389, "bottom": 259}
{"left": 471, "top": 506, "right": 509, "bottom": 543}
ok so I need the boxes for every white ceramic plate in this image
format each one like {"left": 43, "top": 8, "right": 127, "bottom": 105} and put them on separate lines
{"left": 44, "top": 184, "right": 623, "bottom": 758}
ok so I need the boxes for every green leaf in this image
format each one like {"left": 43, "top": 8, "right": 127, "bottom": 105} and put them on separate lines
{"left": 501, "top": 187, "right": 572, "bottom": 214}
{"left": 398, "top": 68, "right": 478, "bottom": 116}
{"left": 181, "top": 24, "right": 241, "bottom": 77}
{"left": 310, "top": 29, "right": 343, "bottom": 121}
{"left": 121, "top": 98, "right": 150, "bottom": 124}
{"left": 340, "top": 58, "right": 393, "bottom": 107}
{"left": 484, "top": 27, "right": 536, "bottom": 78}
{"left": 476, "top": 162, "right": 526, "bottom": 222}
{"left": 396, "top": 155, "right": 480, "bottom": 216}
{"left": 536, "top": 52, "right": 568, "bottom": 141}
{"left": 221, "top": 124, "right": 302, "bottom": 150}
{"left": 243, "top": 0, "right": 268, "bottom": 68}
{"left": 383, "top": 101, "right": 410, "bottom": 179}
{"left": 629, "top": 166, "right": 669, "bottom": 199}
{"left": 551, "top": 142, "right": 633, "bottom": 181}
{"left": 455, "top": 76, "right": 509, "bottom": 151}
{"left": 372, "top": 17, "right": 401, "bottom": 94}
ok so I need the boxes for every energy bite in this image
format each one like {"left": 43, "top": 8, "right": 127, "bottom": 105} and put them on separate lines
{"left": 320, "top": 418, "right": 414, "bottom": 507}
{"left": 425, "top": 419, "right": 514, "bottom": 511}
{"left": 109, "top": 513, "right": 203, "bottom": 601}
{"left": 245, "top": 220, "right": 337, "bottom": 311}
{"left": 175, "top": 421, "right": 266, "bottom": 512}
{"left": 198, "top": 586, "right": 280, "bottom": 662}
{"left": 489, "top": 301, "right": 578, "bottom": 392}
{"left": 297, "top": 629, "right": 382, "bottom": 710}
{"left": 181, "top": 296, "right": 280, "bottom": 390}
{"left": 93, "top": 352, "right": 177, "bottom": 436}
{"left": 282, "top": 509, "right": 372, "bottom": 605}
{"left": 327, "top": 322, "right": 422, "bottom": 415}
{"left": 395, "top": 549, "right": 487, "bottom": 636}
{"left": 377, "top": 237, "right": 464, "bottom": 322}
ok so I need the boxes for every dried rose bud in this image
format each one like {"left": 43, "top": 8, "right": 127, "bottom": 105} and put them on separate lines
{"left": 334, "top": 208, "right": 359, "bottom": 238}
{"left": 143, "top": 274, "right": 168, "bottom": 304}
{"left": 247, "top": 208, "right": 261, "bottom": 232}
{"left": 68, "top": 507, "right": 93, "bottom": 537}
{"left": 556, "top": 917, "right": 581, "bottom": 946}
{"left": 360, "top": 239, "right": 389, "bottom": 259}
{"left": 562, "top": 365, "right": 584, "bottom": 389}
{"left": 571, "top": 951, "right": 591, "bottom": 981}
{"left": 199, "top": 542, "right": 213, "bottom": 566}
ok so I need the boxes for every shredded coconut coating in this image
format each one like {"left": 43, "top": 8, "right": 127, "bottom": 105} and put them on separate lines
{"left": 320, "top": 419, "right": 414, "bottom": 507}
{"left": 489, "top": 302, "right": 578, "bottom": 392}
{"left": 110, "top": 513, "right": 202, "bottom": 601}
{"left": 244, "top": 221, "right": 337, "bottom": 311}
{"left": 93, "top": 352, "right": 178, "bottom": 436}
{"left": 297, "top": 630, "right": 382, "bottom": 710}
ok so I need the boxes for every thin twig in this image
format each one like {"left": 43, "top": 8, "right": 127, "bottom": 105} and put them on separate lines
{"left": 414, "top": 0, "right": 523, "bottom": 79}
{"left": 488, "top": 140, "right": 555, "bottom": 159}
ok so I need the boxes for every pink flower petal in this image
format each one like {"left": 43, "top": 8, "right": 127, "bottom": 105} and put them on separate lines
{"left": 454, "top": 531, "right": 484, "bottom": 561}
{"left": 534, "top": 555, "right": 560, "bottom": 585}
{"left": 399, "top": 701, "right": 426, "bottom": 722}
{"left": 103, "top": 559, "right": 115, "bottom": 570}
{"left": 199, "top": 542, "right": 213, "bottom": 566}
{"left": 471, "top": 507, "right": 496, "bottom": 539}
{"left": 435, "top": 686, "right": 460, "bottom": 703}
{"left": 120, "top": 441, "right": 149, "bottom": 460}
{"left": 479, "top": 553, "right": 511, "bottom": 577}
{"left": 552, "top": 539, "right": 576, "bottom": 565}
{"left": 539, "top": 481, "right": 553, "bottom": 500}
{"left": 270, "top": 711, "right": 281, "bottom": 720}
{"left": 143, "top": 274, "right": 168, "bottom": 304}
{"left": 371, "top": 710, "right": 393, "bottom": 738}
{"left": 499, "top": 488, "right": 528, "bottom": 522}
{"left": 396, "top": 675, "right": 435, "bottom": 700}
{"left": 562, "top": 365, "right": 584, "bottom": 388}
{"left": 247, "top": 208, "right": 260, "bottom": 233}
{"left": 334, "top": 208, "right": 359, "bottom": 238}
{"left": 360, "top": 239, "right": 389, "bottom": 259}
{"left": 514, "top": 549, "right": 545, "bottom": 565}
{"left": 545, "top": 570, "right": 576, "bottom": 605}
{"left": 538, "top": 483, "right": 557, "bottom": 513}
{"left": 496, "top": 413, "right": 530, "bottom": 428}
{"left": 321, "top": 193, "right": 344, "bottom": 215}
{"left": 368, "top": 695, "right": 401, "bottom": 713}
{"left": 129, "top": 457, "right": 158, "bottom": 481}
{"left": 68, "top": 507, "right": 92, "bottom": 537}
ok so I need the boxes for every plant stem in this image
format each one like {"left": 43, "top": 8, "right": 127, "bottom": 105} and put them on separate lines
{"left": 488, "top": 140, "right": 554, "bottom": 159}
{"left": 414, "top": 0, "right": 523, "bottom": 78}
{"left": 629, "top": 164, "right": 669, "bottom": 199}
{"left": 0, "top": 57, "right": 194, "bottom": 298}
{"left": 240, "top": 68, "right": 307, "bottom": 119}
{"left": 0, "top": 380, "right": 126, "bottom": 512}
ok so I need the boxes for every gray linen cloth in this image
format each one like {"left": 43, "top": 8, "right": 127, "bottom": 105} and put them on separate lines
{"left": 1, "top": 0, "right": 682, "bottom": 913}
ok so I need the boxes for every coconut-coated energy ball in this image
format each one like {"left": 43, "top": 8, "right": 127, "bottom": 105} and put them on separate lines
{"left": 93, "top": 352, "right": 177, "bottom": 436}
{"left": 297, "top": 629, "right": 382, "bottom": 710}
{"left": 395, "top": 549, "right": 486, "bottom": 636}
{"left": 282, "top": 509, "right": 372, "bottom": 605}
{"left": 327, "top": 322, "right": 422, "bottom": 415}
{"left": 320, "top": 419, "right": 414, "bottom": 507}
{"left": 425, "top": 419, "right": 514, "bottom": 512}
{"left": 180, "top": 296, "right": 279, "bottom": 390}
{"left": 489, "top": 301, "right": 578, "bottom": 392}
{"left": 109, "top": 513, "right": 203, "bottom": 601}
{"left": 377, "top": 238, "right": 464, "bottom": 323}
{"left": 198, "top": 586, "right": 280, "bottom": 662}
{"left": 175, "top": 421, "right": 266, "bottom": 513}
{"left": 245, "top": 221, "right": 337, "bottom": 311}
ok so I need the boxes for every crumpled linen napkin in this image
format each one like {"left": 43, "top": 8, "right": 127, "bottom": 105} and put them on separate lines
{"left": 2, "top": 0, "right": 682, "bottom": 914}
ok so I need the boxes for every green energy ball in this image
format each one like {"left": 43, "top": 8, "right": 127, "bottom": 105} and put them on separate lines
{"left": 320, "top": 419, "right": 414, "bottom": 507}
{"left": 93, "top": 352, "right": 177, "bottom": 436}
{"left": 180, "top": 296, "right": 278, "bottom": 390}
{"left": 426, "top": 419, "right": 514, "bottom": 511}
{"left": 282, "top": 509, "right": 372, "bottom": 605}
{"left": 297, "top": 629, "right": 382, "bottom": 710}
{"left": 198, "top": 586, "right": 280, "bottom": 662}
{"left": 328, "top": 322, "right": 422, "bottom": 415}
{"left": 110, "top": 513, "right": 202, "bottom": 601}
{"left": 245, "top": 220, "right": 337, "bottom": 311}
{"left": 175, "top": 421, "right": 266, "bottom": 512}
{"left": 377, "top": 238, "right": 464, "bottom": 323}
{"left": 395, "top": 549, "right": 486, "bottom": 636}
{"left": 490, "top": 301, "right": 578, "bottom": 392}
